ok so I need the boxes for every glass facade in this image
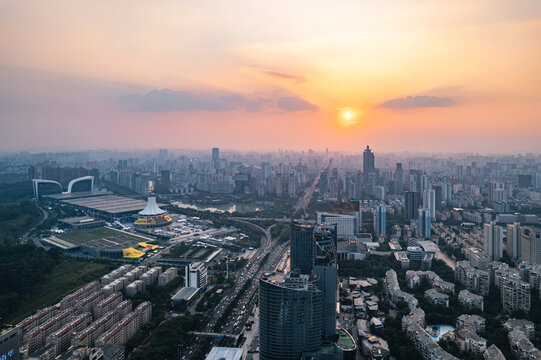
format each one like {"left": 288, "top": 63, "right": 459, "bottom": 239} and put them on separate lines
{"left": 259, "top": 274, "right": 322, "bottom": 360}
{"left": 290, "top": 223, "right": 315, "bottom": 274}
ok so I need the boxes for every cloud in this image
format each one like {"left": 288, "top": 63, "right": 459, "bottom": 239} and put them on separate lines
{"left": 119, "top": 89, "right": 319, "bottom": 113}
{"left": 262, "top": 70, "right": 306, "bottom": 84}
{"left": 119, "top": 89, "right": 241, "bottom": 112}
{"left": 277, "top": 96, "right": 319, "bottom": 112}
{"left": 378, "top": 95, "right": 455, "bottom": 110}
{"left": 246, "top": 98, "right": 270, "bottom": 113}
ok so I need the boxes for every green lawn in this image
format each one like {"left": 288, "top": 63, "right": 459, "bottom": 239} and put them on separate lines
{"left": 7, "top": 260, "right": 114, "bottom": 323}
{"left": 0, "top": 214, "right": 37, "bottom": 246}
{"left": 57, "top": 227, "right": 146, "bottom": 245}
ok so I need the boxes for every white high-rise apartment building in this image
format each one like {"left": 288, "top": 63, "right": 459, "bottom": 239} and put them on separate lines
{"left": 484, "top": 222, "right": 504, "bottom": 261}
{"left": 506, "top": 223, "right": 521, "bottom": 260}
{"left": 423, "top": 189, "right": 436, "bottom": 219}
{"left": 521, "top": 227, "right": 541, "bottom": 266}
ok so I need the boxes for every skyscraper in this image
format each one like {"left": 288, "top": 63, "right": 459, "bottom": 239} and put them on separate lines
{"left": 483, "top": 222, "right": 504, "bottom": 261}
{"left": 433, "top": 185, "right": 443, "bottom": 211}
{"left": 375, "top": 204, "right": 386, "bottom": 236}
{"left": 290, "top": 222, "right": 316, "bottom": 274}
{"left": 404, "top": 191, "right": 420, "bottom": 221}
{"left": 419, "top": 174, "right": 429, "bottom": 196}
{"left": 362, "top": 146, "right": 376, "bottom": 195}
{"left": 362, "top": 145, "right": 375, "bottom": 175}
{"left": 211, "top": 147, "right": 220, "bottom": 168}
{"left": 395, "top": 163, "right": 404, "bottom": 194}
{"left": 423, "top": 189, "right": 436, "bottom": 219}
{"left": 259, "top": 273, "right": 322, "bottom": 360}
{"left": 506, "top": 222, "right": 521, "bottom": 260}
{"left": 418, "top": 208, "right": 431, "bottom": 239}
{"left": 520, "top": 226, "right": 541, "bottom": 265}
{"left": 313, "top": 225, "right": 338, "bottom": 337}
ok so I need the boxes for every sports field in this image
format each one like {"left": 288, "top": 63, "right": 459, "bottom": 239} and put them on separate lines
{"left": 57, "top": 226, "right": 147, "bottom": 245}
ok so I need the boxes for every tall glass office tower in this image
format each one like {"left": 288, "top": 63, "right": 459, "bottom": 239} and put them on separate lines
{"left": 290, "top": 222, "right": 316, "bottom": 274}
{"left": 259, "top": 273, "right": 322, "bottom": 360}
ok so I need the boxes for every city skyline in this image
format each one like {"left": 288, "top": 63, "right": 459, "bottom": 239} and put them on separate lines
{"left": 1, "top": 0, "right": 541, "bottom": 153}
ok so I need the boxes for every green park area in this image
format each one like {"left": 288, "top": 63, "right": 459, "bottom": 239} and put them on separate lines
{"left": 1, "top": 245, "right": 115, "bottom": 323}
{"left": 0, "top": 200, "right": 41, "bottom": 246}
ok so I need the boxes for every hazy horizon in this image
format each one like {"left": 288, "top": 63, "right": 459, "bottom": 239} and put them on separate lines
{"left": 3, "top": 146, "right": 541, "bottom": 157}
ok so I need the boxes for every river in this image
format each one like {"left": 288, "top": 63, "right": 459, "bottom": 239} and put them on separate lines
{"left": 171, "top": 201, "right": 260, "bottom": 214}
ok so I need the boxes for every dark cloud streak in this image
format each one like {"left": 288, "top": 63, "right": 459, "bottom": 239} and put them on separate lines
{"left": 378, "top": 95, "right": 455, "bottom": 110}
{"left": 277, "top": 96, "right": 319, "bottom": 111}
{"left": 119, "top": 89, "right": 239, "bottom": 112}
{"left": 262, "top": 70, "right": 306, "bottom": 84}
{"left": 119, "top": 89, "right": 318, "bottom": 113}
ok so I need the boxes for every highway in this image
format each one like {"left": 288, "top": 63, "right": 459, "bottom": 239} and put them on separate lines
{"left": 294, "top": 170, "right": 322, "bottom": 211}
{"left": 218, "top": 240, "right": 290, "bottom": 336}
{"left": 187, "top": 222, "right": 289, "bottom": 359}
{"left": 202, "top": 223, "right": 273, "bottom": 332}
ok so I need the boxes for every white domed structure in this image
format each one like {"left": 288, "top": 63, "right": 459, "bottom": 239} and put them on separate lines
{"left": 134, "top": 197, "right": 172, "bottom": 228}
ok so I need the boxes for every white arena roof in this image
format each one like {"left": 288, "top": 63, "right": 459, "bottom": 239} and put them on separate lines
{"left": 139, "top": 197, "right": 166, "bottom": 216}
{"left": 62, "top": 195, "right": 165, "bottom": 215}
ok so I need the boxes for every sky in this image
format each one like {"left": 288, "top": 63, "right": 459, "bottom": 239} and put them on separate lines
{"left": 0, "top": 0, "right": 540, "bottom": 153}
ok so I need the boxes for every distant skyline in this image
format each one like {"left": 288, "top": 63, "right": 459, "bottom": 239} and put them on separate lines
{"left": 1, "top": 0, "right": 540, "bottom": 153}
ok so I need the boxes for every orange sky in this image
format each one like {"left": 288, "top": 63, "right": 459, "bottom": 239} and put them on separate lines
{"left": 0, "top": 0, "right": 540, "bottom": 153}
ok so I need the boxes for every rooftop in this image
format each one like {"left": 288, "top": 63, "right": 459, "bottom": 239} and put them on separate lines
{"left": 336, "top": 328, "right": 356, "bottom": 351}
{"left": 394, "top": 252, "right": 410, "bottom": 261}
{"left": 172, "top": 287, "right": 199, "bottom": 302}
{"left": 43, "top": 191, "right": 106, "bottom": 201}
{"left": 58, "top": 216, "right": 104, "bottom": 225}
{"left": 205, "top": 347, "right": 244, "bottom": 360}
{"left": 62, "top": 195, "right": 165, "bottom": 214}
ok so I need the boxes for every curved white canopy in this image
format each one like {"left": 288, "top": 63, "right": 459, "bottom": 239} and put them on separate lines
{"left": 138, "top": 197, "right": 166, "bottom": 216}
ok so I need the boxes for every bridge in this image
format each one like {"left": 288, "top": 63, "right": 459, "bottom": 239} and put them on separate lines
{"left": 189, "top": 331, "right": 240, "bottom": 341}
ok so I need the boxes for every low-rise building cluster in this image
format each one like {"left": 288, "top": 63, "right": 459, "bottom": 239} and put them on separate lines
{"left": 384, "top": 270, "right": 418, "bottom": 310}
{"left": 405, "top": 270, "right": 455, "bottom": 294}
{"left": 458, "top": 290, "right": 484, "bottom": 311}
{"left": 455, "top": 260, "right": 489, "bottom": 296}
{"left": 95, "top": 301, "right": 152, "bottom": 347}
{"left": 16, "top": 265, "right": 154, "bottom": 359}
{"left": 158, "top": 267, "right": 178, "bottom": 286}
{"left": 405, "top": 322, "right": 459, "bottom": 360}
{"left": 424, "top": 289, "right": 449, "bottom": 307}
{"left": 452, "top": 315, "right": 487, "bottom": 355}
{"left": 508, "top": 328, "right": 541, "bottom": 360}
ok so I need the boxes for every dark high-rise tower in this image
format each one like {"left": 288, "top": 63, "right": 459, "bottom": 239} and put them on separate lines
{"left": 211, "top": 147, "right": 220, "bottom": 168}
{"left": 395, "top": 163, "right": 404, "bottom": 194}
{"left": 362, "top": 145, "right": 375, "bottom": 175}
{"left": 362, "top": 146, "right": 376, "bottom": 195}
{"left": 313, "top": 225, "right": 337, "bottom": 337}
{"left": 404, "top": 191, "right": 420, "bottom": 221}
{"left": 290, "top": 223, "right": 315, "bottom": 274}
{"left": 433, "top": 185, "right": 443, "bottom": 211}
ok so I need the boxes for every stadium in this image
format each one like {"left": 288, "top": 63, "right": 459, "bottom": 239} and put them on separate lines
{"left": 134, "top": 197, "right": 173, "bottom": 228}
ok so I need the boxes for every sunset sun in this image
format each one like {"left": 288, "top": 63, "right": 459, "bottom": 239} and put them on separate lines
{"left": 339, "top": 108, "right": 360, "bottom": 127}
